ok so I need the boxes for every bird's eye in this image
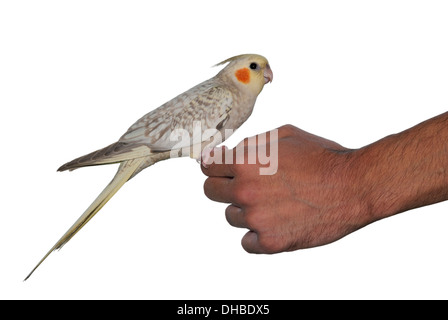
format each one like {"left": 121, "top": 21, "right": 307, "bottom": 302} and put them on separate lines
{"left": 249, "top": 62, "right": 258, "bottom": 70}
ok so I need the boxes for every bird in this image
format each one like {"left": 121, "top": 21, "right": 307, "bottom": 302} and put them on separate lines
{"left": 24, "top": 53, "right": 273, "bottom": 280}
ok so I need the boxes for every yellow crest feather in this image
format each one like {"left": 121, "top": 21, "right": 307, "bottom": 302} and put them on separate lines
{"left": 214, "top": 54, "right": 265, "bottom": 67}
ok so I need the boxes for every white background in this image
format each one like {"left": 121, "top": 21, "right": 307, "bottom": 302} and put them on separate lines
{"left": 1, "top": 0, "right": 448, "bottom": 299}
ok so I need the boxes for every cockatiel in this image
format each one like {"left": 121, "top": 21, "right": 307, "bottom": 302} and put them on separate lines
{"left": 25, "top": 54, "right": 273, "bottom": 280}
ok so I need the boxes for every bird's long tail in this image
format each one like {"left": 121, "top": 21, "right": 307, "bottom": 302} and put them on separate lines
{"left": 24, "top": 157, "right": 145, "bottom": 281}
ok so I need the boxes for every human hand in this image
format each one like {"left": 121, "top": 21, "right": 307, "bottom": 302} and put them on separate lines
{"left": 201, "top": 125, "right": 370, "bottom": 254}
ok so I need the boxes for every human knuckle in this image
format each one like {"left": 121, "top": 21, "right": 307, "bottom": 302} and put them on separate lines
{"left": 233, "top": 182, "right": 256, "bottom": 205}
{"left": 224, "top": 206, "right": 236, "bottom": 224}
{"left": 203, "top": 179, "right": 214, "bottom": 199}
{"left": 257, "top": 236, "right": 284, "bottom": 254}
{"left": 244, "top": 209, "right": 258, "bottom": 228}
{"left": 279, "top": 124, "right": 297, "bottom": 134}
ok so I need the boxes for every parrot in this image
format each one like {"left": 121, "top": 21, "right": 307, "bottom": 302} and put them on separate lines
{"left": 24, "top": 53, "right": 273, "bottom": 280}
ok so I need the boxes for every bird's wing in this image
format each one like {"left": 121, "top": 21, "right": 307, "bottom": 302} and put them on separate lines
{"left": 58, "top": 83, "right": 233, "bottom": 172}
{"left": 119, "top": 84, "right": 234, "bottom": 151}
{"left": 57, "top": 142, "right": 151, "bottom": 171}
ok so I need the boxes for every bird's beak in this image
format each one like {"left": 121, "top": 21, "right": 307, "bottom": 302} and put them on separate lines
{"left": 264, "top": 64, "right": 273, "bottom": 84}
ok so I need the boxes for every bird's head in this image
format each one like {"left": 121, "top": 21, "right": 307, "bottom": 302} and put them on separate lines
{"left": 215, "top": 54, "right": 273, "bottom": 96}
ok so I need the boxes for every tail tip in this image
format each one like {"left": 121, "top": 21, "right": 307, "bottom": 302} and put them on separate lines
{"left": 57, "top": 164, "right": 68, "bottom": 172}
{"left": 23, "top": 271, "right": 34, "bottom": 282}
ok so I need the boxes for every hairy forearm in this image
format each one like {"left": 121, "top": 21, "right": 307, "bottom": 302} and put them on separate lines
{"left": 355, "top": 112, "right": 448, "bottom": 221}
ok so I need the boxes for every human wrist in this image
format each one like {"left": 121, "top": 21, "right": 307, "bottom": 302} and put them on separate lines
{"left": 351, "top": 118, "right": 448, "bottom": 223}
{"left": 330, "top": 148, "right": 382, "bottom": 228}
{"left": 349, "top": 138, "right": 401, "bottom": 223}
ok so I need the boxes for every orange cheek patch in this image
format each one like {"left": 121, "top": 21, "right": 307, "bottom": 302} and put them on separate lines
{"left": 235, "top": 68, "right": 250, "bottom": 84}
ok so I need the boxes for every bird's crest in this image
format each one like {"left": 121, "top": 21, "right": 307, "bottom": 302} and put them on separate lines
{"left": 214, "top": 54, "right": 256, "bottom": 67}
